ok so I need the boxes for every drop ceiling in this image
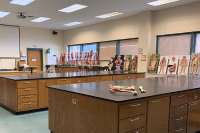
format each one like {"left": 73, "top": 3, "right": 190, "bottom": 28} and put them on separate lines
{"left": 0, "top": 0, "right": 199, "bottom": 31}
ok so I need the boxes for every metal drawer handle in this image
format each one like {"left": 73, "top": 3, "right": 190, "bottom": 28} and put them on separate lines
{"left": 78, "top": 80, "right": 81, "bottom": 82}
{"left": 24, "top": 96, "right": 32, "bottom": 98}
{"left": 130, "top": 104, "right": 140, "bottom": 107}
{"left": 24, "top": 89, "right": 32, "bottom": 91}
{"left": 177, "top": 105, "right": 184, "bottom": 109}
{"left": 178, "top": 95, "right": 185, "bottom": 98}
{"left": 91, "top": 77, "right": 97, "bottom": 79}
{"left": 62, "top": 79, "right": 67, "bottom": 81}
{"left": 127, "top": 76, "right": 130, "bottom": 79}
{"left": 176, "top": 117, "right": 183, "bottom": 121}
{"left": 24, "top": 82, "right": 31, "bottom": 84}
{"left": 24, "top": 103, "right": 32, "bottom": 105}
{"left": 40, "top": 81, "right": 46, "bottom": 83}
{"left": 152, "top": 100, "right": 160, "bottom": 103}
{"left": 175, "top": 128, "right": 182, "bottom": 132}
{"left": 102, "top": 77, "right": 106, "bottom": 78}
{"left": 130, "top": 118, "right": 139, "bottom": 122}
{"left": 190, "top": 103, "right": 197, "bottom": 106}
{"left": 117, "top": 76, "right": 121, "bottom": 77}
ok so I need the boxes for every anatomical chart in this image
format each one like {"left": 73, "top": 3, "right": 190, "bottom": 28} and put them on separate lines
{"left": 167, "top": 55, "right": 180, "bottom": 74}
{"left": 178, "top": 55, "right": 190, "bottom": 75}
{"left": 189, "top": 53, "right": 200, "bottom": 75}
{"left": 157, "top": 56, "right": 169, "bottom": 74}
{"left": 148, "top": 54, "right": 160, "bottom": 73}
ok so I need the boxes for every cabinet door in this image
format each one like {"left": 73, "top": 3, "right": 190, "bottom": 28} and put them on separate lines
{"left": 38, "top": 80, "right": 55, "bottom": 108}
{"left": 147, "top": 97, "right": 170, "bottom": 133}
{"left": 187, "top": 101, "right": 200, "bottom": 133}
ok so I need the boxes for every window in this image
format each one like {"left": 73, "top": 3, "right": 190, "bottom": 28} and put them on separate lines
{"left": 99, "top": 41, "right": 116, "bottom": 60}
{"left": 158, "top": 34, "right": 191, "bottom": 56}
{"left": 83, "top": 44, "right": 97, "bottom": 60}
{"left": 120, "top": 39, "right": 138, "bottom": 57}
{"left": 195, "top": 34, "right": 200, "bottom": 53}
{"left": 69, "top": 45, "right": 80, "bottom": 60}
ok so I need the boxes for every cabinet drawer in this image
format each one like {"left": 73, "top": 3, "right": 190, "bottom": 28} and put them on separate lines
{"left": 100, "top": 76, "right": 112, "bottom": 81}
{"left": 188, "top": 91, "right": 200, "bottom": 103}
{"left": 86, "top": 76, "right": 101, "bottom": 83}
{"left": 169, "top": 126, "right": 186, "bottom": 133}
{"left": 137, "top": 74, "right": 145, "bottom": 79}
{"left": 17, "top": 80, "right": 37, "bottom": 88}
{"left": 170, "top": 104, "right": 187, "bottom": 118}
{"left": 72, "top": 78, "right": 86, "bottom": 84}
{"left": 128, "top": 128, "right": 145, "bottom": 133}
{"left": 113, "top": 75, "right": 124, "bottom": 81}
{"left": 18, "top": 95, "right": 37, "bottom": 103}
{"left": 169, "top": 115, "right": 187, "bottom": 130}
{"left": 123, "top": 74, "right": 136, "bottom": 80}
{"left": 171, "top": 93, "right": 188, "bottom": 107}
{"left": 119, "top": 101, "right": 147, "bottom": 119}
{"left": 18, "top": 88, "right": 37, "bottom": 96}
{"left": 18, "top": 101, "right": 38, "bottom": 111}
{"left": 119, "top": 114, "right": 146, "bottom": 133}
{"left": 56, "top": 78, "right": 72, "bottom": 85}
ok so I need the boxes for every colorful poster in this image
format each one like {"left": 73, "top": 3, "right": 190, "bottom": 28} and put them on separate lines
{"left": 138, "top": 48, "right": 143, "bottom": 54}
{"left": 141, "top": 55, "right": 146, "bottom": 61}
{"left": 157, "top": 56, "right": 169, "bottom": 74}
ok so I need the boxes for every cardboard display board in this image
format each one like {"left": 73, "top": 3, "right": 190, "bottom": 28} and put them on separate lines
{"left": 124, "top": 55, "right": 132, "bottom": 71}
{"left": 178, "top": 55, "right": 190, "bottom": 75}
{"left": 148, "top": 54, "right": 160, "bottom": 73}
{"left": 167, "top": 55, "right": 180, "bottom": 74}
{"left": 189, "top": 53, "right": 200, "bottom": 75}
{"left": 157, "top": 56, "right": 169, "bottom": 74}
{"left": 114, "top": 55, "right": 124, "bottom": 71}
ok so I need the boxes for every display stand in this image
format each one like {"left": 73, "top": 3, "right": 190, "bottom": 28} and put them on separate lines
{"left": 24, "top": 66, "right": 38, "bottom": 74}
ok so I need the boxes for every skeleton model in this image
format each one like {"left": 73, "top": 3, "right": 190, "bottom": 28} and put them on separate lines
{"left": 109, "top": 84, "right": 137, "bottom": 95}
{"left": 71, "top": 53, "right": 74, "bottom": 65}
{"left": 124, "top": 56, "right": 130, "bottom": 71}
{"left": 62, "top": 53, "right": 66, "bottom": 65}
{"left": 115, "top": 55, "right": 123, "bottom": 71}
{"left": 149, "top": 54, "right": 157, "bottom": 71}
{"left": 139, "top": 86, "right": 146, "bottom": 93}
{"left": 159, "top": 57, "right": 167, "bottom": 73}
{"left": 132, "top": 55, "right": 138, "bottom": 72}
{"left": 190, "top": 53, "right": 200, "bottom": 74}
{"left": 169, "top": 63, "right": 176, "bottom": 74}
{"left": 59, "top": 54, "right": 62, "bottom": 65}
{"left": 108, "top": 57, "right": 114, "bottom": 71}
{"left": 96, "top": 52, "right": 101, "bottom": 65}
{"left": 179, "top": 56, "right": 188, "bottom": 74}
{"left": 84, "top": 51, "right": 88, "bottom": 65}
{"left": 92, "top": 54, "right": 96, "bottom": 66}
{"left": 80, "top": 52, "right": 83, "bottom": 65}
{"left": 67, "top": 53, "right": 70, "bottom": 65}
{"left": 75, "top": 52, "right": 79, "bottom": 65}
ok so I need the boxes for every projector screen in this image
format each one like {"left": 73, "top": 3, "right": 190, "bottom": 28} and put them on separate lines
{"left": 0, "top": 25, "right": 20, "bottom": 58}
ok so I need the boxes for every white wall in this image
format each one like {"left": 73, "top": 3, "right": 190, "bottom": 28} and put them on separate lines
{"left": 20, "top": 27, "right": 64, "bottom": 70}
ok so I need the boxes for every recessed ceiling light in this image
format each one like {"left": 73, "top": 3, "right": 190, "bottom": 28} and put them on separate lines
{"left": 147, "top": 0, "right": 179, "bottom": 6}
{"left": 64, "top": 22, "right": 83, "bottom": 26}
{"left": 96, "top": 12, "right": 123, "bottom": 18}
{"left": 0, "top": 11, "right": 10, "bottom": 18}
{"left": 31, "top": 17, "right": 51, "bottom": 22}
{"left": 10, "top": 0, "right": 35, "bottom": 6}
{"left": 59, "top": 4, "right": 88, "bottom": 13}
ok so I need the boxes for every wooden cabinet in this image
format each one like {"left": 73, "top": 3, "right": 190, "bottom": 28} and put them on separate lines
{"left": 18, "top": 88, "right": 37, "bottom": 96}
{"left": 100, "top": 76, "right": 112, "bottom": 81}
{"left": 0, "top": 78, "right": 5, "bottom": 105}
{"left": 169, "top": 126, "right": 186, "bottom": 133}
{"left": 171, "top": 93, "right": 188, "bottom": 107}
{"left": 38, "top": 79, "right": 56, "bottom": 108}
{"left": 113, "top": 75, "right": 124, "bottom": 80}
{"left": 86, "top": 76, "right": 101, "bottom": 83}
{"left": 71, "top": 78, "right": 86, "bottom": 84}
{"left": 169, "top": 115, "right": 187, "bottom": 130}
{"left": 17, "top": 80, "right": 37, "bottom": 88}
{"left": 136, "top": 74, "right": 145, "bottom": 79}
{"left": 18, "top": 101, "right": 38, "bottom": 111}
{"left": 128, "top": 128, "right": 145, "bottom": 133}
{"left": 188, "top": 91, "right": 200, "bottom": 103}
{"left": 56, "top": 78, "right": 72, "bottom": 85}
{"left": 18, "top": 95, "right": 37, "bottom": 103}
{"left": 147, "top": 97, "right": 170, "bottom": 133}
{"left": 187, "top": 101, "right": 200, "bottom": 133}
{"left": 123, "top": 74, "right": 136, "bottom": 80}
{"left": 170, "top": 104, "right": 188, "bottom": 118}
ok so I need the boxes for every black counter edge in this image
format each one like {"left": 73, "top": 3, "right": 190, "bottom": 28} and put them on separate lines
{"left": 0, "top": 103, "right": 48, "bottom": 115}
{"left": 47, "top": 86, "right": 200, "bottom": 103}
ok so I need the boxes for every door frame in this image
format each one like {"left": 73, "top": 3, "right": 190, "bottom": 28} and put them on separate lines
{"left": 27, "top": 48, "right": 43, "bottom": 71}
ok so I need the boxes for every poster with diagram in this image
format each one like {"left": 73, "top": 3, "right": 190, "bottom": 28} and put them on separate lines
{"left": 167, "top": 55, "right": 180, "bottom": 74}
{"left": 178, "top": 55, "right": 190, "bottom": 75}
{"left": 157, "top": 56, "right": 169, "bottom": 74}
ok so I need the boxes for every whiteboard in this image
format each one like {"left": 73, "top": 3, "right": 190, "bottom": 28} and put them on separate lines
{"left": 0, "top": 25, "right": 20, "bottom": 58}
{"left": 0, "top": 59, "right": 15, "bottom": 69}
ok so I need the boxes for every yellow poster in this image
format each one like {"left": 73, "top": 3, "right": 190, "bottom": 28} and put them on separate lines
{"left": 141, "top": 55, "right": 146, "bottom": 61}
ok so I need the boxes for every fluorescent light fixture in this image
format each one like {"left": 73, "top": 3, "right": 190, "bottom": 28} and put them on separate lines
{"left": 59, "top": 4, "right": 88, "bottom": 13}
{"left": 96, "top": 12, "right": 123, "bottom": 18}
{"left": 64, "top": 22, "right": 83, "bottom": 26}
{"left": 147, "top": 0, "right": 179, "bottom": 6}
{"left": 10, "top": 0, "right": 35, "bottom": 6}
{"left": 0, "top": 11, "right": 10, "bottom": 18}
{"left": 31, "top": 17, "right": 51, "bottom": 22}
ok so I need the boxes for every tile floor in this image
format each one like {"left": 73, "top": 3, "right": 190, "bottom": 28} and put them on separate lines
{"left": 0, "top": 107, "right": 49, "bottom": 133}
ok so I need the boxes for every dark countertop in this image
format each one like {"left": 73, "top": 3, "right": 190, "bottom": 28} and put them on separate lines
{"left": 47, "top": 75, "right": 200, "bottom": 103}
{"left": 0, "top": 71, "right": 145, "bottom": 81}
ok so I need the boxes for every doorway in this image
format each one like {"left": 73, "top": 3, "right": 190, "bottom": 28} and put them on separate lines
{"left": 27, "top": 48, "right": 43, "bottom": 71}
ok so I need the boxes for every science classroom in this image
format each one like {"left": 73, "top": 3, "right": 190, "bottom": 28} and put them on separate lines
{"left": 0, "top": 0, "right": 200, "bottom": 133}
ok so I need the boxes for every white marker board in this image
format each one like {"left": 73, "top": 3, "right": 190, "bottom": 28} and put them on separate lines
{"left": 0, "top": 59, "right": 15, "bottom": 69}
{"left": 46, "top": 54, "right": 57, "bottom": 65}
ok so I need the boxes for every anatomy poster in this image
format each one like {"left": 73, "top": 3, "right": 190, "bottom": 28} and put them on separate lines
{"left": 178, "top": 55, "right": 190, "bottom": 75}
{"left": 157, "top": 56, "right": 169, "bottom": 74}
{"left": 167, "top": 55, "right": 180, "bottom": 74}
{"left": 148, "top": 54, "right": 160, "bottom": 73}
{"left": 189, "top": 53, "right": 200, "bottom": 75}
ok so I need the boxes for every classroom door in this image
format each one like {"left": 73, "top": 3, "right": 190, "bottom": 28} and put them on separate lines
{"left": 28, "top": 50, "right": 42, "bottom": 71}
